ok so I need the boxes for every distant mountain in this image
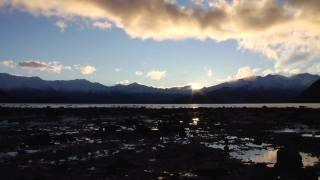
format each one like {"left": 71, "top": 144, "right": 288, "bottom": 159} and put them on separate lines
{"left": 0, "top": 73, "right": 193, "bottom": 95}
{"left": 110, "top": 83, "right": 192, "bottom": 95}
{"left": 0, "top": 73, "right": 319, "bottom": 103}
{"left": 203, "top": 73, "right": 319, "bottom": 93}
{"left": 0, "top": 73, "right": 190, "bottom": 103}
{"left": 299, "top": 79, "right": 320, "bottom": 102}
{"left": 0, "top": 73, "right": 108, "bottom": 93}
{"left": 196, "top": 73, "right": 320, "bottom": 103}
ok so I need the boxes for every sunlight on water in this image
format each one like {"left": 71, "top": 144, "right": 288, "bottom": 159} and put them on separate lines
{"left": 2, "top": 103, "right": 320, "bottom": 109}
{"left": 191, "top": 117, "right": 200, "bottom": 125}
{"left": 232, "top": 148, "right": 319, "bottom": 168}
{"left": 301, "top": 153, "right": 320, "bottom": 167}
{"left": 241, "top": 149, "right": 278, "bottom": 167}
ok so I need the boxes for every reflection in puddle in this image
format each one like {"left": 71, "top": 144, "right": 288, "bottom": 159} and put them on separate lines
{"left": 300, "top": 153, "right": 320, "bottom": 167}
{"left": 1, "top": 110, "right": 319, "bottom": 179}
{"left": 302, "top": 134, "right": 320, "bottom": 138}
{"left": 273, "top": 127, "right": 319, "bottom": 136}
{"left": 231, "top": 148, "right": 319, "bottom": 168}
{"left": 231, "top": 148, "right": 278, "bottom": 167}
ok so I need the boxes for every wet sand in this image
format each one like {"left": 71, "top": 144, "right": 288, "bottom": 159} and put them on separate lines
{"left": 0, "top": 107, "right": 319, "bottom": 180}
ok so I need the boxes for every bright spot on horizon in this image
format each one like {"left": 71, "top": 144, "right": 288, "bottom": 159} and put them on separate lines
{"left": 190, "top": 83, "right": 204, "bottom": 90}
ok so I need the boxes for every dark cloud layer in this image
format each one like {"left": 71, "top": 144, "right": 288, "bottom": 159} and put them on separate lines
{"left": 19, "top": 60, "right": 48, "bottom": 68}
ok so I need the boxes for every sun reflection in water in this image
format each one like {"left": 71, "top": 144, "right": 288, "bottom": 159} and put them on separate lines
{"left": 192, "top": 117, "right": 200, "bottom": 125}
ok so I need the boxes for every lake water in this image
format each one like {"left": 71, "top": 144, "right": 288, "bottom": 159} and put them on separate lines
{"left": 1, "top": 103, "right": 320, "bottom": 108}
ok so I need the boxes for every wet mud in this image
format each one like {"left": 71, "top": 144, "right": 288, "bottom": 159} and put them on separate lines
{"left": 0, "top": 107, "right": 319, "bottom": 180}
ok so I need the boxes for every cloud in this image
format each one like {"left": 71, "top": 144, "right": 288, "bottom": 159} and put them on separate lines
{"left": 18, "top": 60, "right": 67, "bottom": 73}
{"left": 2, "top": 0, "right": 320, "bottom": 72}
{"left": 235, "top": 66, "right": 260, "bottom": 79}
{"left": 288, "top": 68, "right": 301, "bottom": 75}
{"left": 48, "top": 61, "right": 65, "bottom": 73}
{"left": 1, "top": 60, "right": 17, "bottom": 68}
{"left": 262, "top": 69, "right": 274, "bottom": 76}
{"left": 79, "top": 65, "right": 96, "bottom": 75}
{"left": 146, "top": 70, "right": 166, "bottom": 80}
{"left": 3, "top": 58, "right": 96, "bottom": 75}
{"left": 92, "top": 21, "right": 112, "bottom": 30}
{"left": 19, "top": 60, "right": 47, "bottom": 69}
{"left": 135, "top": 71, "right": 143, "bottom": 76}
{"left": 114, "top": 68, "right": 121, "bottom": 72}
{"left": 118, "top": 80, "right": 130, "bottom": 85}
{"left": 308, "top": 63, "right": 320, "bottom": 74}
{"left": 55, "top": 20, "right": 67, "bottom": 32}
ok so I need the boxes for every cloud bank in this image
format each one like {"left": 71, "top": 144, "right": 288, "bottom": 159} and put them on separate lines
{"left": 1, "top": 59, "right": 96, "bottom": 75}
{"left": 146, "top": 70, "right": 167, "bottom": 80}
{"left": 18, "top": 60, "right": 66, "bottom": 73}
{"left": 1, "top": 0, "right": 320, "bottom": 73}
{"left": 1, "top": 60, "right": 17, "bottom": 68}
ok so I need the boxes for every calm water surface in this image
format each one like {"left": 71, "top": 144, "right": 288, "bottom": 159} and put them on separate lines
{"left": 1, "top": 103, "right": 320, "bottom": 108}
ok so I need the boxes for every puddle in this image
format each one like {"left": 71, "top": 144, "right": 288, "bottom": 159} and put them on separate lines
{"left": 0, "top": 120, "right": 19, "bottom": 127}
{"left": 231, "top": 148, "right": 278, "bottom": 167}
{"left": 0, "top": 152, "right": 18, "bottom": 158}
{"left": 231, "top": 148, "right": 319, "bottom": 168}
{"left": 301, "top": 134, "right": 320, "bottom": 138}
{"left": 274, "top": 128, "right": 319, "bottom": 134}
{"left": 300, "top": 153, "right": 320, "bottom": 167}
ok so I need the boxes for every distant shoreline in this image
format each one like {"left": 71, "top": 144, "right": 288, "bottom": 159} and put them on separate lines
{"left": 1, "top": 103, "right": 320, "bottom": 109}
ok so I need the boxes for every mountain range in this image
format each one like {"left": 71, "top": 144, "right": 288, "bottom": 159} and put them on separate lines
{"left": 300, "top": 79, "right": 320, "bottom": 102}
{"left": 0, "top": 73, "right": 319, "bottom": 103}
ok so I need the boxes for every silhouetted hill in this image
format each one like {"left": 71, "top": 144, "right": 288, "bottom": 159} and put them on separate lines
{"left": 0, "top": 73, "right": 189, "bottom": 103}
{"left": 299, "top": 79, "right": 320, "bottom": 102}
{"left": 196, "top": 74, "right": 319, "bottom": 103}
{"left": 203, "top": 73, "right": 319, "bottom": 93}
{"left": 193, "top": 87, "right": 300, "bottom": 103}
{"left": 0, "top": 73, "right": 319, "bottom": 103}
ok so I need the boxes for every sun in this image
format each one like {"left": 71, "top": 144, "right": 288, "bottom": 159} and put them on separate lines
{"left": 190, "top": 83, "right": 203, "bottom": 90}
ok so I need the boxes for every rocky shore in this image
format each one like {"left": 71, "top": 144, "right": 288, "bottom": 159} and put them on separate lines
{"left": 0, "top": 107, "right": 319, "bottom": 180}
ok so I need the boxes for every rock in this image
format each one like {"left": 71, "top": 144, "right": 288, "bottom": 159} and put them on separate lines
{"left": 274, "top": 147, "right": 303, "bottom": 170}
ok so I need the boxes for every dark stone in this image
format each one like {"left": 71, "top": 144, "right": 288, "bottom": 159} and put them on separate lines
{"left": 26, "top": 133, "right": 51, "bottom": 146}
{"left": 274, "top": 147, "right": 303, "bottom": 170}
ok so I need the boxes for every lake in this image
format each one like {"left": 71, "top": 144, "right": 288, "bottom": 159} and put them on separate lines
{"left": 1, "top": 103, "right": 320, "bottom": 108}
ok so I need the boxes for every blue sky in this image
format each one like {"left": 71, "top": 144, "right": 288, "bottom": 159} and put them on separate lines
{"left": 0, "top": 0, "right": 319, "bottom": 88}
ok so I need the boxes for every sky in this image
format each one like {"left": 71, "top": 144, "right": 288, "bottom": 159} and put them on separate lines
{"left": 0, "top": 0, "right": 319, "bottom": 88}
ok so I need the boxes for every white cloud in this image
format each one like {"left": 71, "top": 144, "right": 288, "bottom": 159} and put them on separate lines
{"left": 288, "top": 68, "right": 301, "bottom": 75}
{"left": 4, "top": 58, "right": 97, "bottom": 75}
{"left": 114, "top": 68, "right": 121, "bottom": 72}
{"left": 235, "top": 66, "right": 259, "bottom": 79}
{"left": 1, "top": 60, "right": 16, "bottom": 68}
{"left": 55, "top": 20, "right": 67, "bottom": 32}
{"left": 262, "top": 69, "right": 274, "bottom": 76}
{"left": 207, "top": 69, "right": 213, "bottom": 77}
{"left": 118, "top": 80, "right": 130, "bottom": 85}
{"left": 2, "top": 0, "right": 320, "bottom": 73}
{"left": 92, "top": 21, "right": 112, "bottom": 30}
{"left": 146, "top": 70, "right": 166, "bottom": 80}
{"left": 79, "top": 65, "right": 96, "bottom": 75}
{"left": 135, "top": 71, "right": 143, "bottom": 76}
{"left": 47, "top": 61, "right": 63, "bottom": 73}
{"left": 308, "top": 64, "right": 320, "bottom": 74}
